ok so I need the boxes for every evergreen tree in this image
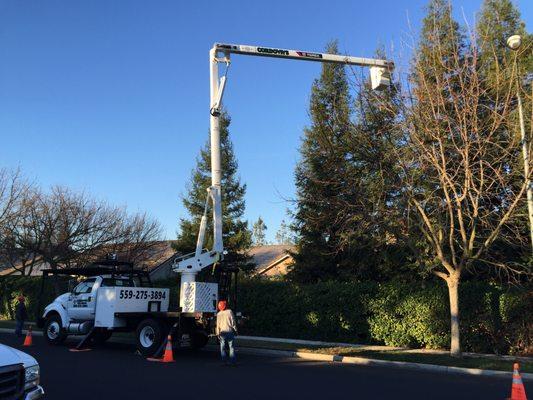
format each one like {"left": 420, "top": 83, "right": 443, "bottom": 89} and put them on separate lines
{"left": 337, "top": 48, "right": 410, "bottom": 281}
{"left": 175, "top": 111, "right": 252, "bottom": 268}
{"left": 290, "top": 40, "right": 409, "bottom": 283}
{"left": 290, "top": 41, "right": 353, "bottom": 282}
{"left": 413, "top": 0, "right": 465, "bottom": 101}
{"left": 477, "top": 0, "right": 531, "bottom": 90}
{"left": 251, "top": 217, "right": 267, "bottom": 246}
{"left": 275, "top": 219, "right": 294, "bottom": 245}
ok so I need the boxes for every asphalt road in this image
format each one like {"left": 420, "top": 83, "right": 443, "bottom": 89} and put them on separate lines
{"left": 0, "top": 332, "right": 522, "bottom": 400}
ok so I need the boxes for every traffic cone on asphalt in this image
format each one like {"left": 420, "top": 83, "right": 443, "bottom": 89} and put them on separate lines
{"left": 510, "top": 363, "right": 528, "bottom": 400}
{"left": 147, "top": 334, "right": 174, "bottom": 363}
{"left": 22, "top": 326, "right": 32, "bottom": 347}
{"left": 161, "top": 335, "right": 174, "bottom": 363}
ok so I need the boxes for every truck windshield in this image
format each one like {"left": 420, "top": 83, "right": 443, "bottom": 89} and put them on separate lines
{"left": 101, "top": 278, "right": 133, "bottom": 287}
{"left": 73, "top": 278, "right": 96, "bottom": 295}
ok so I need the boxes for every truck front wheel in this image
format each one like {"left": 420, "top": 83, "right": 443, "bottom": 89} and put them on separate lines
{"left": 44, "top": 315, "right": 67, "bottom": 345}
{"left": 135, "top": 319, "right": 165, "bottom": 357}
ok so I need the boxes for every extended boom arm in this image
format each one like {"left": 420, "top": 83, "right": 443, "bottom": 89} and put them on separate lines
{"left": 173, "top": 43, "right": 394, "bottom": 287}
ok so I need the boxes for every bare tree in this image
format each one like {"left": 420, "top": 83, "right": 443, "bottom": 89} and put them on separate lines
{"left": 0, "top": 169, "right": 39, "bottom": 275}
{"left": 378, "top": 27, "right": 532, "bottom": 356}
{"left": 82, "top": 212, "right": 164, "bottom": 267}
{"left": 0, "top": 168, "right": 26, "bottom": 230}
{"left": 0, "top": 188, "right": 43, "bottom": 275}
{"left": 24, "top": 186, "right": 162, "bottom": 271}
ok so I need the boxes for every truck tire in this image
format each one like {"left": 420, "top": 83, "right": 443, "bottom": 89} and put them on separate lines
{"left": 190, "top": 330, "right": 209, "bottom": 350}
{"left": 44, "top": 314, "right": 67, "bottom": 345}
{"left": 135, "top": 319, "right": 165, "bottom": 357}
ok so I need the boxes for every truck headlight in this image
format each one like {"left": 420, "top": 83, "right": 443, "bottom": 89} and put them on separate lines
{"left": 24, "top": 365, "right": 40, "bottom": 390}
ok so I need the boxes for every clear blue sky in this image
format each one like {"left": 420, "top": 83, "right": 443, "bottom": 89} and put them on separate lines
{"left": 1, "top": 0, "right": 531, "bottom": 241}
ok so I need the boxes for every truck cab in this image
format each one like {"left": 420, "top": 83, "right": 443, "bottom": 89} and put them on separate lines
{"left": 65, "top": 275, "right": 144, "bottom": 321}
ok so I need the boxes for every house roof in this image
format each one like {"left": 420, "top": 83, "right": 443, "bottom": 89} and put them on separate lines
{"left": 249, "top": 245, "right": 295, "bottom": 275}
{"left": 1, "top": 242, "right": 294, "bottom": 277}
{"left": 133, "top": 241, "right": 177, "bottom": 271}
{"left": 0, "top": 254, "right": 47, "bottom": 276}
{"left": 0, "top": 241, "right": 178, "bottom": 276}
{"left": 79, "top": 240, "right": 177, "bottom": 270}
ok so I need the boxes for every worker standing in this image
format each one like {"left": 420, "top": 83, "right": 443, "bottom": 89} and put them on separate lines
{"left": 14, "top": 295, "right": 28, "bottom": 338}
{"left": 216, "top": 300, "right": 238, "bottom": 365}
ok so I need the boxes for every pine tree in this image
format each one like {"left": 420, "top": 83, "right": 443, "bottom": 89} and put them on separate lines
{"left": 252, "top": 217, "right": 267, "bottom": 246}
{"left": 175, "top": 111, "right": 252, "bottom": 268}
{"left": 275, "top": 219, "right": 294, "bottom": 245}
{"left": 477, "top": 0, "right": 531, "bottom": 90}
{"left": 290, "top": 40, "right": 353, "bottom": 282}
{"left": 290, "top": 41, "right": 408, "bottom": 283}
{"left": 337, "top": 48, "right": 410, "bottom": 281}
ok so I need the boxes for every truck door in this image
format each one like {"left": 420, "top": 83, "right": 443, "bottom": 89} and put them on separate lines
{"left": 67, "top": 278, "right": 97, "bottom": 321}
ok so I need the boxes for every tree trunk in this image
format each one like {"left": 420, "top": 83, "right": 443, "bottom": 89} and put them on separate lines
{"left": 446, "top": 272, "right": 461, "bottom": 357}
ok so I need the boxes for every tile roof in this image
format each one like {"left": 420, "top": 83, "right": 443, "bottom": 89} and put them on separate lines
{"left": 249, "top": 244, "right": 295, "bottom": 273}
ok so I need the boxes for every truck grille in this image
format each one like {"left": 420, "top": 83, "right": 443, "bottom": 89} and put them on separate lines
{"left": 0, "top": 364, "right": 23, "bottom": 400}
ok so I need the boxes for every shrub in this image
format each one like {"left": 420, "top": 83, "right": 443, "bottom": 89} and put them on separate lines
{"left": 367, "top": 283, "right": 449, "bottom": 349}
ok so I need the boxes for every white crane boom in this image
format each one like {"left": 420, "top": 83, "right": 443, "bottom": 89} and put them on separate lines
{"left": 215, "top": 43, "right": 394, "bottom": 68}
{"left": 173, "top": 43, "right": 394, "bottom": 312}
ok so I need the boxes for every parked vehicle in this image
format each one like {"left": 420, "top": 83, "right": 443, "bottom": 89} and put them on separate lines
{"left": 0, "top": 343, "right": 44, "bottom": 399}
{"left": 37, "top": 260, "right": 232, "bottom": 357}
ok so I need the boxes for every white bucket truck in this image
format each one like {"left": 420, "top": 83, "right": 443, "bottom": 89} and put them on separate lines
{"left": 37, "top": 42, "right": 393, "bottom": 358}
{"left": 37, "top": 260, "right": 220, "bottom": 357}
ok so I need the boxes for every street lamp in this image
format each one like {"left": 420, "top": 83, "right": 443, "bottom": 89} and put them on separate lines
{"left": 507, "top": 34, "right": 533, "bottom": 250}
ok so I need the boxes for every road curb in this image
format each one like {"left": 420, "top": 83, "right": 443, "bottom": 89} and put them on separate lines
{"left": 238, "top": 335, "right": 533, "bottom": 363}
{"left": 2, "top": 328, "right": 531, "bottom": 381}
{"left": 238, "top": 335, "right": 364, "bottom": 348}
{"left": 232, "top": 346, "right": 533, "bottom": 381}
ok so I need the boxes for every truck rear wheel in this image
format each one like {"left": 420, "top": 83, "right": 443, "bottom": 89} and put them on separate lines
{"left": 135, "top": 319, "right": 165, "bottom": 357}
{"left": 44, "top": 314, "right": 67, "bottom": 345}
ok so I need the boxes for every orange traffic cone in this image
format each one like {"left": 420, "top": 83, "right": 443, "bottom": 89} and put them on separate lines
{"left": 23, "top": 326, "right": 32, "bottom": 347}
{"left": 510, "top": 363, "right": 528, "bottom": 400}
{"left": 161, "top": 335, "right": 174, "bottom": 363}
{"left": 147, "top": 334, "right": 174, "bottom": 363}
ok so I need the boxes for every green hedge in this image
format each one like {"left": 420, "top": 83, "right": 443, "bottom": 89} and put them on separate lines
{"left": 236, "top": 279, "right": 531, "bottom": 355}
{"left": 1, "top": 275, "right": 530, "bottom": 355}
{"left": 1, "top": 277, "right": 50, "bottom": 321}
{"left": 236, "top": 280, "right": 376, "bottom": 343}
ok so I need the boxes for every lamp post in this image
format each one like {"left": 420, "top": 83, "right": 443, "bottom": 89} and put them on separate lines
{"left": 507, "top": 34, "right": 533, "bottom": 250}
